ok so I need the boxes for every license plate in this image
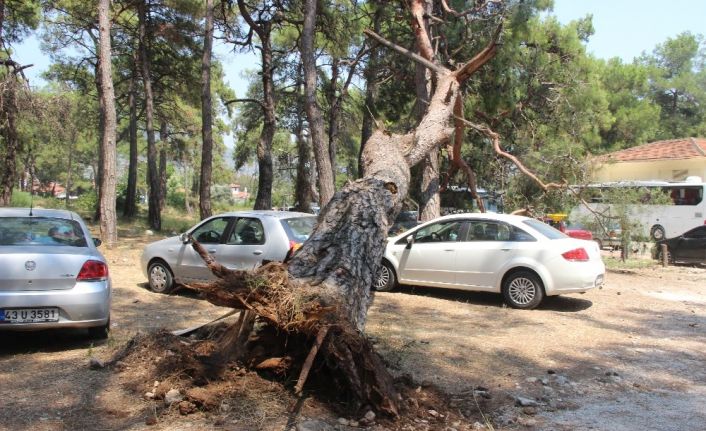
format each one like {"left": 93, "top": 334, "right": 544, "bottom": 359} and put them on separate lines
{"left": 595, "top": 274, "right": 605, "bottom": 287}
{"left": 0, "top": 308, "right": 59, "bottom": 323}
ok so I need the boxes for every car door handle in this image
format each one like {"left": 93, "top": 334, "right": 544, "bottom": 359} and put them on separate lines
{"left": 253, "top": 250, "right": 263, "bottom": 255}
{"left": 208, "top": 249, "right": 217, "bottom": 254}
{"left": 501, "top": 248, "right": 511, "bottom": 251}
{"left": 443, "top": 249, "right": 454, "bottom": 252}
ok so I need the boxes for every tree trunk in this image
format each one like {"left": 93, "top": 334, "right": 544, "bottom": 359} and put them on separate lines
{"left": 65, "top": 128, "right": 76, "bottom": 207}
{"left": 294, "top": 95, "right": 313, "bottom": 213}
{"left": 159, "top": 121, "right": 167, "bottom": 211}
{"left": 187, "top": 25, "right": 499, "bottom": 416}
{"left": 412, "top": 0, "right": 440, "bottom": 221}
{"left": 139, "top": 0, "right": 160, "bottom": 231}
{"left": 93, "top": 61, "right": 104, "bottom": 222}
{"left": 199, "top": 0, "right": 214, "bottom": 219}
{"left": 123, "top": 59, "right": 139, "bottom": 218}
{"left": 358, "top": 4, "right": 383, "bottom": 178}
{"left": 253, "top": 26, "right": 275, "bottom": 210}
{"left": 236, "top": 0, "right": 275, "bottom": 211}
{"left": 0, "top": 78, "right": 18, "bottom": 206}
{"left": 327, "top": 58, "right": 340, "bottom": 171}
{"left": 97, "top": 0, "right": 118, "bottom": 247}
{"left": 302, "top": 0, "right": 335, "bottom": 207}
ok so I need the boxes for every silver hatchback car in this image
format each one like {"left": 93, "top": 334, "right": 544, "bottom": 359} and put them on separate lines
{"left": 0, "top": 208, "right": 111, "bottom": 338}
{"left": 141, "top": 210, "right": 317, "bottom": 293}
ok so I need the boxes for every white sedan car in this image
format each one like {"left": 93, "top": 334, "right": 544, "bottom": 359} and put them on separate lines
{"left": 374, "top": 213, "right": 605, "bottom": 309}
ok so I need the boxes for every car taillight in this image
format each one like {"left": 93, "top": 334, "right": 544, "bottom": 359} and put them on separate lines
{"left": 77, "top": 260, "right": 109, "bottom": 281}
{"left": 562, "top": 248, "right": 589, "bottom": 262}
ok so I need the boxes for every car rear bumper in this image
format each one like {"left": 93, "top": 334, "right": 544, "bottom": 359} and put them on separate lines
{"left": 0, "top": 281, "right": 111, "bottom": 331}
{"left": 545, "top": 261, "right": 605, "bottom": 296}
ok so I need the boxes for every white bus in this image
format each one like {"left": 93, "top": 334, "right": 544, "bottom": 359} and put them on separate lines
{"left": 570, "top": 176, "right": 706, "bottom": 241}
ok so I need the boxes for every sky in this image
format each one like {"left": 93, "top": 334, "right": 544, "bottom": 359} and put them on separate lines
{"left": 11, "top": 0, "right": 706, "bottom": 95}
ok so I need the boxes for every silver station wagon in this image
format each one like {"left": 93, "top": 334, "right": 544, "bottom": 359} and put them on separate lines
{"left": 141, "top": 210, "right": 317, "bottom": 293}
{"left": 0, "top": 208, "right": 111, "bottom": 338}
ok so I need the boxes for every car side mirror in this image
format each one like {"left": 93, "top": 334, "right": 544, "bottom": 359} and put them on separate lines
{"left": 93, "top": 238, "right": 102, "bottom": 247}
{"left": 406, "top": 235, "right": 414, "bottom": 249}
{"left": 179, "top": 233, "right": 191, "bottom": 244}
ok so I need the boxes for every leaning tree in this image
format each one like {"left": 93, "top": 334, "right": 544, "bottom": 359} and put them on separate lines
{"left": 181, "top": 0, "right": 565, "bottom": 418}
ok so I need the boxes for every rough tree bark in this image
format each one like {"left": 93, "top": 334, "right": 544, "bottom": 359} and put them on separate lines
{"left": 139, "top": 0, "right": 160, "bottom": 231}
{"left": 123, "top": 58, "right": 139, "bottom": 218}
{"left": 237, "top": 0, "right": 275, "bottom": 211}
{"left": 302, "top": 0, "right": 335, "bottom": 206}
{"left": 97, "top": 0, "right": 117, "bottom": 247}
{"left": 294, "top": 72, "right": 313, "bottom": 214}
{"left": 159, "top": 122, "right": 168, "bottom": 211}
{"left": 199, "top": 0, "right": 214, "bottom": 220}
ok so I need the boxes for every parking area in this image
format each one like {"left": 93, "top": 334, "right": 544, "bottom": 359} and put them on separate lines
{"left": 1, "top": 238, "right": 704, "bottom": 430}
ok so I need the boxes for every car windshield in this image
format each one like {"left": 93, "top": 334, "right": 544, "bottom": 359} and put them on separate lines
{"left": 0, "top": 217, "right": 87, "bottom": 247}
{"left": 523, "top": 219, "right": 567, "bottom": 240}
{"left": 281, "top": 217, "right": 316, "bottom": 242}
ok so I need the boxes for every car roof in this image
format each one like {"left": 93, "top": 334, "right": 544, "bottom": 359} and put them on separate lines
{"left": 0, "top": 207, "right": 82, "bottom": 220}
{"left": 210, "top": 210, "right": 316, "bottom": 220}
{"left": 428, "top": 212, "right": 533, "bottom": 223}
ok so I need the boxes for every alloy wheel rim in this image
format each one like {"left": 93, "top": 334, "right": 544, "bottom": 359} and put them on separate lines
{"left": 375, "top": 266, "right": 390, "bottom": 289}
{"left": 508, "top": 277, "right": 536, "bottom": 305}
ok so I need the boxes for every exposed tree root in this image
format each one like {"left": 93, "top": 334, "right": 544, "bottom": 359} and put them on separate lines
{"left": 186, "top": 239, "right": 400, "bottom": 417}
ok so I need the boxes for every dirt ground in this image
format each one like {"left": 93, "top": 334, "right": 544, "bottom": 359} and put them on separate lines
{"left": 1, "top": 236, "right": 704, "bottom": 431}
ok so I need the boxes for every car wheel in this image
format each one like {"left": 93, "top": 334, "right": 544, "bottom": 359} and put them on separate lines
{"left": 657, "top": 248, "right": 673, "bottom": 264}
{"left": 374, "top": 261, "right": 397, "bottom": 292}
{"left": 502, "top": 270, "right": 544, "bottom": 309}
{"left": 148, "top": 261, "right": 174, "bottom": 293}
{"left": 88, "top": 318, "right": 110, "bottom": 340}
{"left": 650, "top": 225, "right": 666, "bottom": 241}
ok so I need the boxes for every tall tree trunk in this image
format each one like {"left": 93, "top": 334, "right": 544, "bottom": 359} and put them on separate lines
{"left": 412, "top": 0, "right": 440, "bottom": 221}
{"left": 236, "top": 0, "right": 275, "bottom": 211}
{"left": 327, "top": 58, "right": 340, "bottom": 171}
{"left": 159, "top": 121, "right": 167, "bottom": 211}
{"left": 0, "top": 78, "right": 18, "bottom": 206}
{"left": 253, "top": 26, "right": 275, "bottom": 210}
{"left": 294, "top": 93, "right": 313, "bottom": 213}
{"left": 139, "top": 0, "right": 160, "bottom": 231}
{"left": 65, "top": 128, "right": 76, "bottom": 207}
{"left": 97, "top": 0, "right": 118, "bottom": 247}
{"left": 93, "top": 62, "right": 104, "bottom": 222}
{"left": 123, "top": 58, "right": 138, "bottom": 218}
{"left": 358, "top": 4, "right": 383, "bottom": 178}
{"left": 199, "top": 0, "right": 214, "bottom": 219}
{"left": 302, "top": 0, "right": 335, "bottom": 207}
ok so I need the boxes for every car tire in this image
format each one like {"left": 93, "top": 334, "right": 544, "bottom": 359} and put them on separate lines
{"left": 88, "top": 318, "right": 110, "bottom": 340}
{"left": 650, "top": 225, "right": 666, "bottom": 241}
{"left": 148, "top": 261, "right": 175, "bottom": 294}
{"left": 502, "top": 270, "right": 544, "bottom": 310}
{"left": 657, "top": 248, "right": 673, "bottom": 264}
{"left": 374, "top": 261, "right": 397, "bottom": 292}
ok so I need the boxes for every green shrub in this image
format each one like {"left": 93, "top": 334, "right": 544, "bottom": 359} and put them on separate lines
{"left": 10, "top": 190, "right": 33, "bottom": 207}
{"left": 75, "top": 192, "right": 98, "bottom": 215}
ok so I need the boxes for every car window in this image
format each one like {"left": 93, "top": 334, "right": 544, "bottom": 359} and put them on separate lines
{"left": 684, "top": 226, "right": 706, "bottom": 239}
{"left": 193, "top": 217, "right": 230, "bottom": 244}
{"left": 523, "top": 219, "right": 567, "bottom": 240}
{"left": 413, "top": 220, "right": 463, "bottom": 243}
{"left": 0, "top": 217, "right": 87, "bottom": 247}
{"left": 228, "top": 218, "right": 265, "bottom": 245}
{"left": 281, "top": 217, "right": 316, "bottom": 242}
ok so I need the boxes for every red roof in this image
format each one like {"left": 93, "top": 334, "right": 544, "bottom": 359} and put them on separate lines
{"left": 600, "top": 138, "right": 706, "bottom": 162}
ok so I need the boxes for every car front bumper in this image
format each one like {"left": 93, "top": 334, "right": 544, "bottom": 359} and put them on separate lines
{"left": 0, "top": 280, "right": 111, "bottom": 331}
